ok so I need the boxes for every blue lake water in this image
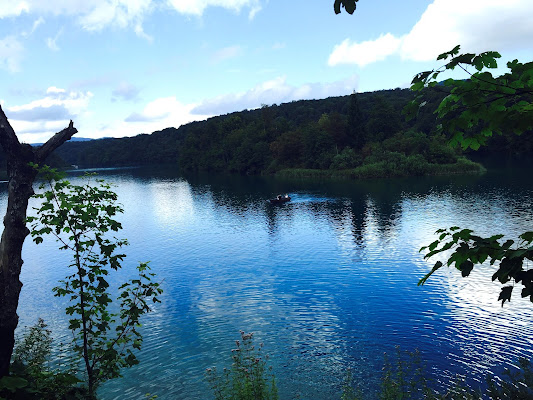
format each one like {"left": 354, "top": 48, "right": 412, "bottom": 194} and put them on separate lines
{"left": 5, "top": 162, "right": 533, "bottom": 399}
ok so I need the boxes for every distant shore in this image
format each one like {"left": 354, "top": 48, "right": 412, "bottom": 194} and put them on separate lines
{"left": 275, "top": 156, "right": 485, "bottom": 180}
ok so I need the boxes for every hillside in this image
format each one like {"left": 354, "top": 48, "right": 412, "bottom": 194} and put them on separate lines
{"left": 2, "top": 87, "right": 532, "bottom": 178}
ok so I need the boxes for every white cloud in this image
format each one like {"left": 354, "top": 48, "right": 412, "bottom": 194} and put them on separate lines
{"left": 31, "top": 16, "right": 45, "bottom": 31}
{"left": 56, "top": 75, "right": 356, "bottom": 141}
{"left": 328, "top": 34, "right": 402, "bottom": 67}
{"left": 46, "top": 27, "right": 63, "bottom": 51}
{"left": 0, "top": 35, "right": 24, "bottom": 72}
{"left": 22, "top": 16, "right": 45, "bottom": 36}
{"left": 112, "top": 82, "right": 141, "bottom": 101}
{"left": 1, "top": 0, "right": 263, "bottom": 36}
{"left": 92, "top": 97, "right": 210, "bottom": 139}
{"left": 0, "top": 1, "right": 29, "bottom": 18}
{"left": 211, "top": 45, "right": 243, "bottom": 64}
{"left": 79, "top": 0, "right": 152, "bottom": 39}
{"left": 17, "top": 120, "right": 72, "bottom": 143}
{"left": 9, "top": 74, "right": 357, "bottom": 142}
{"left": 166, "top": 0, "right": 262, "bottom": 17}
{"left": 192, "top": 74, "right": 359, "bottom": 115}
{"left": 8, "top": 104, "right": 71, "bottom": 121}
{"left": 70, "top": 75, "right": 115, "bottom": 89}
{"left": 46, "top": 86, "right": 66, "bottom": 94}
{"left": 1, "top": 1, "right": 91, "bottom": 18}
{"left": 6, "top": 87, "right": 93, "bottom": 140}
{"left": 134, "top": 22, "right": 153, "bottom": 42}
{"left": 248, "top": 4, "right": 261, "bottom": 20}
{"left": 124, "top": 97, "right": 191, "bottom": 122}
{"left": 401, "top": 0, "right": 533, "bottom": 61}
{"left": 124, "top": 111, "right": 158, "bottom": 122}
{"left": 0, "top": 0, "right": 153, "bottom": 38}
{"left": 328, "top": 0, "right": 533, "bottom": 66}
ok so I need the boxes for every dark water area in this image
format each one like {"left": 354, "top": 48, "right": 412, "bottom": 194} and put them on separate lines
{"left": 5, "top": 162, "right": 533, "bottom": 399}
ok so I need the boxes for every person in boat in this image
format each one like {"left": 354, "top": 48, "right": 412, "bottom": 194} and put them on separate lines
{"left": 277, "top": 195, "right": 282, "bottom": 200}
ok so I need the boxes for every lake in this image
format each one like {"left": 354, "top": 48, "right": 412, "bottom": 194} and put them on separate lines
{"left": 6, "top": 160, "right": 533, "bottom": 399}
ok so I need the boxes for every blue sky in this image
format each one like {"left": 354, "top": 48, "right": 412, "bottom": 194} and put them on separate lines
{"left": 1, "top": 0, "right": 532, "bottom": 143}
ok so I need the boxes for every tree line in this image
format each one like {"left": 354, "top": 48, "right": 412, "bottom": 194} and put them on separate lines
{"left": 0, "top": 87, "right": 528, "bottom": 178}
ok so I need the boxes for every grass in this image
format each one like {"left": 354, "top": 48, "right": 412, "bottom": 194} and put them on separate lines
{"left": 276, "top": 157, "right": 485, "bottom": 180}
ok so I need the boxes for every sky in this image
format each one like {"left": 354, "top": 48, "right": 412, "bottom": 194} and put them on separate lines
{"left": 0, "top": 0, "right": 532, "bottom": 144}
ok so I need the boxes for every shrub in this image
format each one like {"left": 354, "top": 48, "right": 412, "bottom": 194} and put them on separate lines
{"left": 331, "top": 147, "right": 362, "bottom": 170}
{"left": 405, "top": 154, "right": 429, "bottom": 176}
{"left": 486, "top": 358, "right": 533, "bottom": 399}
{"left": 427, "top": 138, "right": 458, "bottom": 164}
{"left": 1, "top": 319, "right": 84, "bottom": 400}
{"left": 206, "top": 331, "right": 278, "bottom": 400}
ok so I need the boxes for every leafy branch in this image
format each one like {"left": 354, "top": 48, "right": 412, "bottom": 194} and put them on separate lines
{"left": 405, "top": 45, "right": 533, "bottom": 150}
{"left": 410, "top": 46, "right": 533, "bottom": 305}
{"left": 419, "top": 227, "right": 533, "bottom": 306}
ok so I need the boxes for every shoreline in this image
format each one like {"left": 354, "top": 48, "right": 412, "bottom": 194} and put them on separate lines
{"left": 275, "top": 157, "right": 485, "bottom": 180}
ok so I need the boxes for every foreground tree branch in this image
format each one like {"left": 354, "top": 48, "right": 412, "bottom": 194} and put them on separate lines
{"left": 0, "top": 105, "right": 77, "bottom": 378}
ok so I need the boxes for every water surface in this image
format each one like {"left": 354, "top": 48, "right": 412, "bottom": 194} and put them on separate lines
{"left": 7, "top": 162, "right": 533, "bottom": 399}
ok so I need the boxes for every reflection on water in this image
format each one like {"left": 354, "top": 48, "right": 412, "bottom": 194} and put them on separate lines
{"left": 6, "top": 163, "right": 532, "bottom": 399}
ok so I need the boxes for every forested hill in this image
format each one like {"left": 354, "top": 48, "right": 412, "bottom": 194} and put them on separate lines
{"left": 5, "top": 87, "right": 530, "bottom": 176}
{"left": 53, "top": 88, "right": 419, "bottom": 172}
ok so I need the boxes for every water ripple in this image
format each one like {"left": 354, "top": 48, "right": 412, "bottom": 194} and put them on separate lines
{"left": 5, "top": 166, "right": 532, "bottom": 399}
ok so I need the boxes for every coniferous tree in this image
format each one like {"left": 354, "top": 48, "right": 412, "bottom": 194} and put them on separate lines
{"left": 346, "top": 91, "right": 366, "bottom": 150}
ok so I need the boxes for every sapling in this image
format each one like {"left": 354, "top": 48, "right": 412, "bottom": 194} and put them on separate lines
{"left": 27, "top": 167, "right": 162, "bottom": 398}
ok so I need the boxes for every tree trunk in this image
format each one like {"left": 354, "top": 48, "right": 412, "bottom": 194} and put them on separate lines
{"left": 0, "top": 146, "right": 37, "bottom": 377}
{"left": 0, "top": 106, "right": 77, "bottom": 377}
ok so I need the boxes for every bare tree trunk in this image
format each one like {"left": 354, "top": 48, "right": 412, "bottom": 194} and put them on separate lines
{"left": 0, "top": 106, "right": 77, "bottom": 377}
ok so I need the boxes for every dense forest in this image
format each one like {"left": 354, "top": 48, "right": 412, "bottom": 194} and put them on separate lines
{"left": 3, "top": 87, "right": 532, "bottom": 179}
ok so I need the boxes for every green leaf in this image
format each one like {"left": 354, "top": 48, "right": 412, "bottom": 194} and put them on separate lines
{"left": 333, "top": 0, "right": 342, "bottom": 14}
{"left": 452, "top": 53, "right": 475, "bottom": 65}
{"left": 428, "top": 240, "right": 439, "bottom": 252}
{"left": 437, "top": 45, "right": 461, "bottom": 61}
{"left": 453, "top": 229, "right": 473, "bottom": 241}
{"left": 334, "top": 0, "right": 357, "bottom": 14}
{"left": 0, "top": 376, "right": 28, "bottom": 392}
{"left": 458, "top": 260, "right": 474, "bottom": 277}
{"left": 520, "top": 231, "right": 533, "bottom": 243}
{"left": 498, "top": 286, "right": 513, "bottom": 306}
{"left": 418, "top": 261, "right": 443, "bottom": 286}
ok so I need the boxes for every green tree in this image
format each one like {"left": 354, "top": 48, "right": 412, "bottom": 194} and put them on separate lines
{"left": 318, "top": 112, "right": 349, "bottom": 150}
{"left": 0, "top": 108, "right": 77, "bottom": 379}
{"left": 303, "top": 122, "right": 336, "bottom": 169}
{"left": 27, "top": 168, "right": 163, "bottom": 397}
{"left": 346, "top": 91, "right": 366, "bottom": 150}
{"left": 366, "top": 95, "right": 402, "bottom": 142}
{"left": 411, "top": 47, "right": 533, "bottom": 305}
{"left": 270, "top": 129, "right": 304, "bottom": 168}
{"left": 261, "top": 104, "right": 276, "bottom": 141}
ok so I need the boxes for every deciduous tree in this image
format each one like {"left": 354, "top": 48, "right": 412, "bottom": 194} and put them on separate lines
{"left": 0, "top": 107, "right": 77, "bottom": 378}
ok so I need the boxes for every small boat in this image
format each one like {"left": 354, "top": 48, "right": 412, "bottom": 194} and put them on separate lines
{"left": 269, "top": 194, "right": 291, "bottom": 204}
